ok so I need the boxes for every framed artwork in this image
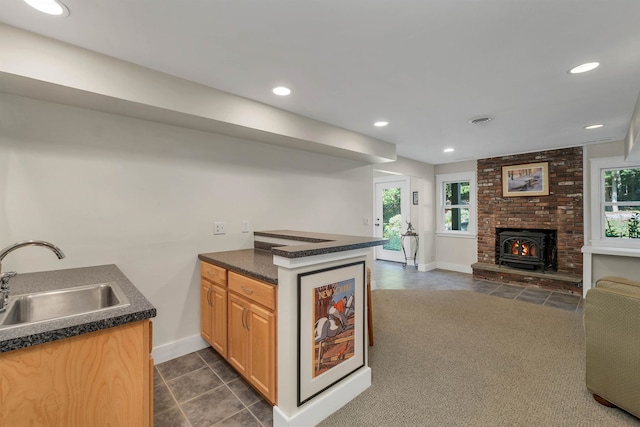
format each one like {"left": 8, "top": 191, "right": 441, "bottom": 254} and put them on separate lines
{"left": 502, "top": 162, "right": 549, "bottom": 197}
{"left": 413, "top": 191, "right": 419, "bottom": 205}
{"left": 297, "top": 261, "right": 365, "bottom": 406}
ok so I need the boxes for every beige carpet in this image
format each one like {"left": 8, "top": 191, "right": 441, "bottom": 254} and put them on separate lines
{"left": 319, "top": 290, "right": 639, "bottom": 426}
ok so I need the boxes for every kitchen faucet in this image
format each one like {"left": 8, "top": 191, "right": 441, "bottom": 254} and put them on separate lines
{"left": 0, "top": 240, "right": 66, "bottom": 313}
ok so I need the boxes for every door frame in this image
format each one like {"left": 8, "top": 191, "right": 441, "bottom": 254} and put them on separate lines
{"left": 373, "top": 176, "right": 411, "bottom": 263}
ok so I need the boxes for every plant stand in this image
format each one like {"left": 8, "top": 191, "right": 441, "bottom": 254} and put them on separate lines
{"left": 401, "top": 233, "right": 419, "bottom": 269}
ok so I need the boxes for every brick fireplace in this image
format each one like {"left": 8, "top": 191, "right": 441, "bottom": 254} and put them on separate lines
{"left": 472, "top": 147, "right": 583, "bottom": 292}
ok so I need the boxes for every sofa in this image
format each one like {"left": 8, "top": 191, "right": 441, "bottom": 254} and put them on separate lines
{"left": 584, "top": 276, "right": 640, "bottom": 418}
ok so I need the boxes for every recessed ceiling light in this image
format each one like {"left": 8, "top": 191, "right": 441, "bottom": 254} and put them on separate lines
{"left": 469, "top": 116, "right": 493, "bottom": 125}
{"left": 585, "top": 124, "right": 604, "bottom": 130}
{"left": 374, "top": 121, "right": 389, "bottom": 127}
{"left": 569, "top": 62, "right": 600, "bottom": 74}
{"left": 272, "top": 86, "right": 291, "bottom": 96}
{"left": 24, "top": 0, "right": 69, "bottom": 16}
{"left": 444, "top": 148, "right": 455, "bottom": 153}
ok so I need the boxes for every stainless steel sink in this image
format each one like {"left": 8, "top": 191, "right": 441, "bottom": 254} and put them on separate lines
{"left": 0, "top": 282, "right": 130, "bottom": 329}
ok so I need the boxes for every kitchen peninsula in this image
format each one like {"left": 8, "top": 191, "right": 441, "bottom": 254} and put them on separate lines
{"left": 198, "top": 230, "right": 386, "bottom": 427}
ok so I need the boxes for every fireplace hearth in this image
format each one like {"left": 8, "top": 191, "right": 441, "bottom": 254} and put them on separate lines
{"left": 497, "top": 229, "right": 557, "bottom": 272}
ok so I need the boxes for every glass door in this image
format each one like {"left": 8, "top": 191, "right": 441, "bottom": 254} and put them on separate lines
{"left": 374, "top": 177, "right": 410, "bottom": 263}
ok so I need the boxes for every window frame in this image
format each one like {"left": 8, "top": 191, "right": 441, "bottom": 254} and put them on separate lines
{"left": 436, "top": 171, "right": 476, "bottom": 237}
{"left": 589, "top": 156, "right": 640, "bottom": 247}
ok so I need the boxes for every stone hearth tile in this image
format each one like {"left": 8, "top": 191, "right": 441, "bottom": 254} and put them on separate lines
{"left": 154, "top": 366, "right": 163, "bottom": 386}
{"left": 156, "top": 352, "right": 206, "bottom": 381}
{"left": 181, "top": 386, "right": 245, "bottom": 427}
{"left": 153, "top": 382, "right": 177, "bottom": 414}
{"left": 249, "top": 399, "right": 274, "bottom": 427}
{"left": 516, "top": 288, "right": 551, "bottom": 305}
{"left": 490, "top": 284, "right": 524, "bottom": 299}
{"left": 153, "top": 406, "right": 190, "bottom": 427}
{"left": 198, "top": 346, "right": 225, "bottom": 365}
{"left": 547, "top": 292, "right": 581, "bottom": 304}
{"left": 544, "top": 297, "right": 579, "bottom": 311}
{"left": 213, "top": 409, "right": 262, "bottom": 427}
{"left": 227, "top": 377, "right": 262, "bottom": 406}
{"left": 211, "top": 359, "right": 242, "bottom": 383}
{"left": 471, "top": 281, "right": 500, "bottom": 293}
{"left": 167, "top": 366, "right": 223, "bottom": 403}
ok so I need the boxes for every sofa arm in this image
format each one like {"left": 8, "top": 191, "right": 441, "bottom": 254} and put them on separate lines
{"left": 585, "top": 285, "right": 640, "bottom": 418}
{"left": 595, "top": 276, "right": 640, "bottom": 294}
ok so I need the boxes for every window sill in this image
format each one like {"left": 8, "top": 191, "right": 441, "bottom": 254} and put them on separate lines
{"left": 435, "top": 232, "right": 477, "bottom": 239}
{"left": 581, "top": 245, "right": 640, "bottom": 258}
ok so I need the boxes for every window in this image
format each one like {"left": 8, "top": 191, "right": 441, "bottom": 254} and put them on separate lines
{"left": 591, "top": 157, "right": 640, "bottom": 245}
{"left": 603, "top": 168, "right": 640, "bottom": 238}
{"left": 445, "top": 181, "right": 470, "bottom": 231}
{"left": 436, "top": 172, "right": 476, "bottom": 235}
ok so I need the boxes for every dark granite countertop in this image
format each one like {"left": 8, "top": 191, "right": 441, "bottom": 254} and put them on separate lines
{"left": 199, "top": 231, "right": 387, "bottom": 284}
{"left": 199, "top": 248, "right": 278, "bottom": 285}
{"left": 0, "top": 264, "right": 156, "bottom": 353}
{"left": 254, "top": 230, "right": 387, "bottom": 259}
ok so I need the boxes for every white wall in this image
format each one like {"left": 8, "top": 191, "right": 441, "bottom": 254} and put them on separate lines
{"left": 0, "top": 93, "right": 374, "bottom": 351}
{"left": 433, "top": 160, "right": 478, "bottom": 273}
{"left": 584, "top": 140, "right": 639, "bottom": 282}
{"left": 0, "top": 24, "right": 395, "bottom": 164}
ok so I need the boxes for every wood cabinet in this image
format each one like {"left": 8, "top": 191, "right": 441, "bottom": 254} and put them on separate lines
{"left": 227, "top": 292, "right": 276, "bottom": 400}
{"left": 200, "top": 262, "right": 277, "bottom": 405}
{"left": 200, "top": 262, "right": 228, "bottom": 358}
{"left": 0, "top": 320, "right": 153, "bottom": 427}
{"left": 227, "top": 271, "right": 276, "bottom": 404}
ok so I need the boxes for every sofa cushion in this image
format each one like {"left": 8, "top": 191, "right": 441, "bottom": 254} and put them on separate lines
{"left": 595, "top": 276, "right": 640, "bottom": 296}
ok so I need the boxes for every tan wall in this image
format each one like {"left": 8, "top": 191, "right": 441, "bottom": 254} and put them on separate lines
{"left": 433, "top": 160, "right": 478, "bottom": 272}
{"left": 434, "top": 235, "right": 477, "bottom": 273}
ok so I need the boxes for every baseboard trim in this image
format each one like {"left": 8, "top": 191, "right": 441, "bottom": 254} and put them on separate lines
{"left": 436, "top": 262, "right": 473, "bottom": 274}
{"left": 418, "top": 262, "right": 436, "bottom": 272}
{"left": 152, "top": 334, "right": 210, "bottom": 364}
{"left": 273, "top": 367, "right": 371, "bottom": 427}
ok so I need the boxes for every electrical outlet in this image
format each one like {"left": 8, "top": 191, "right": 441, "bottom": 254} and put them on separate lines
{"left": 214, "top": 222, "right": 226, "bottom": 235}
{"left": 242, "top": 220, "right": 250, "bottom": 233}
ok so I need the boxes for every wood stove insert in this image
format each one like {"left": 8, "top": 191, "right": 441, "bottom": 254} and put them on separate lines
{"left": 498, "top": 230, "right": 555, "bottom": 272}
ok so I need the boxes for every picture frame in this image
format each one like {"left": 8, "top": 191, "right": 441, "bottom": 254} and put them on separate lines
{"left": 502, "top": 162, "right": 549, "bottom": 197}
{"left": 297, "top": 261, "right": 365, "bottom": 406}
{"left": 412, "top": 191, "right": 419, "bottom": 205}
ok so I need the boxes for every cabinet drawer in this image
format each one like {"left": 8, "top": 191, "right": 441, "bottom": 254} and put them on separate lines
{"left": 201, "top": 262, "right": 227, "bottom": 287}
{"left": 228, "top": 272, "right": 276, "bottom": 310}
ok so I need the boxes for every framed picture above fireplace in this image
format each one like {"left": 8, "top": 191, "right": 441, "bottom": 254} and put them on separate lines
{"left": 502, "top": 162, "right": 549, "bottom": 197}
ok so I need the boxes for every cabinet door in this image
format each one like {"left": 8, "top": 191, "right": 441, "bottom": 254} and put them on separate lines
{"left": 227, "top": 293, "right": 248, "bottom": 376}
{"left": 200, "top": 281, "right": 213, "bottom": 344}
{"left": 247, "top": 303, "right": 276, "bottom": 404}
{"left": 0, "top": 321, "right": 150, "bottom": 427}
{"left": 211, "top": 283, "right": 228, "bottom": 358}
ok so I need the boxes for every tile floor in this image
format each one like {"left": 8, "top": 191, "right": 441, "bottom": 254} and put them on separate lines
{"left": 373, "top": 261, "right": 584, "bottom": 313}
{"left": 153, "top": 261, "right": 583, "bottom": 427}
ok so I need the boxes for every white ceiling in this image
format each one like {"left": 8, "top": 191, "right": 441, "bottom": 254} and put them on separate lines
{"left": 1, "top": 0, "right": 640, "bottom": 165}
